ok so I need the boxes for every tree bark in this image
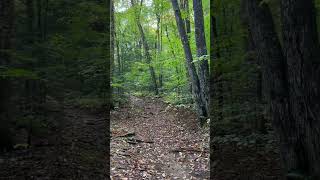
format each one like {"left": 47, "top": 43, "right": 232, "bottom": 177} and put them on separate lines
{"left": 113, "top": 2, "right": 122, "bottom": 94}
{"left": 180, "top": 0, "right": 192, "bottom": 94}
{"left": 165, "top": 25, "right": 181, "bottom": 93}
{"left": 193, "top": 0, "right": 209, "bottom": 116}
{"left": 180, "top": 0, "right": 191, "bottom": 35}
{"left": 241, "top": 0, "right": 266, "bottom": 133}
{"left": 209, "top": 0, "right": 216, "bottom": 176}
{"left": 280, "top": 0, "right": 320, "bottom": 177}
{"left": 245, "top": 0, "right": 319, "bottom": 178}
{"left": 171, "top": 0, "right": 207, "bottom": 121}
{"left": 211, "top": 3, "right": 223, "bottom": 122}
{"left": 105, "top": 1, "right": 111, "bottom": 176}
{"left": 115, "top": 33, "right": 121, "bottom": 77}
{"left": 131, "top": 0, "right": 159, "bottom": 95}
{"left": 155, "top": 3, "right": 163, "bottom": 88}
{"left": 110, "top": 0, "right": 115, "bottom": 108}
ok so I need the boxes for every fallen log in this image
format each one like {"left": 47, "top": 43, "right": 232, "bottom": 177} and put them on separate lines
{"left": 125, "top": 138, "right": 154, "bottom": 145}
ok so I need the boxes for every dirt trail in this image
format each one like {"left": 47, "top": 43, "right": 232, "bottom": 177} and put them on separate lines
{"left": 111, "top": 96, "right": 209, "bottom": 179}
{"left": 0, "top": 102, "right": 108, "bottom": 179}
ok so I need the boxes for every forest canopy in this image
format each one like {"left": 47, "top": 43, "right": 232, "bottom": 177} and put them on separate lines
{"left": 112, "top": 0, "right": 210, "bottom": 113}
{"left": 1, "top": 0, "right": 320, "bottom": 179}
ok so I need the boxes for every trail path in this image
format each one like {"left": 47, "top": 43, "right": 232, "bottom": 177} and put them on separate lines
{"left": 111, "top": 96, "right": 209, "bottom": 179}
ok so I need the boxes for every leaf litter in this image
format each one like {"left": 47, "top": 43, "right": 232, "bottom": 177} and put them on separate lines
{"left": 111, "top": 96, "right": 209, "bottom": 179}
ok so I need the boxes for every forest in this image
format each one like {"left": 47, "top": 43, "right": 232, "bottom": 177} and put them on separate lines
{"left": 1, "top": 0, "right": 320, "bottom": 179}
{"left": 110, "top": 0, "right": 210, "bottom": 178}
{"left": 0, "top": 0, "right": 110, "bottom": 178}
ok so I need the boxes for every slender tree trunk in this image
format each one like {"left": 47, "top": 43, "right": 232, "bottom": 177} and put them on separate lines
{"left": 159, "top": 20, "right": 163, "bottom": 88}
{"left": 180, "top": 0, "right": 192, "bottom": 94}
{"left": 180, "top": 0, "right": 191, "bottom": 35}
{"left": 165, "top": 26, "right": 176, "bottom": 58}
{"left": 114, "top": 20, "right": 122, "bottom": 94}
{"left": 193, "top": 0, "right": 209, "bottom": 116}
{"left": 280, "top": 0, "right": 320, "bottom": 177}
{"left": 171, "top": 0, "right": 207, "bottom": 121}
{"left": 165, "top": 25, "right": 181, "bottom": 93}
{"left": 156, "top": 10, "right": 163, "bottom": 88}
{"left": 115, "top": 34, "right": 121, "bottom": 77}
{"left": 131, "top": 0, "right": 159, "bottom": 95}
{"left": 110, "top": 0, "right": 115, "bottom": 108}
{"left": 0, "top": 0, "right": 14, "bottom": 150}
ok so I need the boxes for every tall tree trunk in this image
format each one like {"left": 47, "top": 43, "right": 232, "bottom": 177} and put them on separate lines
{"left": 114, "top": 4, "right": 122, "bottom": 94}
{"left": 131, "top": 0, "right": 158, "bottom": 95}
{"left": 165, "top": 25, "right": 181, "bottom": 93}
{"left": 104, "top": 0, "right": 111, "bottom": 176}
{"left": 171, "top": 0, "right": 207, "bottom": 121}
{"left": 241, "top": 0, "right": 266, "bottom": 133}
{"left": 209, "top": 0, "right": 216, "bottom": 176}
{"left": 0, "top": 0, "right": 14, "bottom": 150}
{"left": 115, "top": 34, "right": 121, "bottom": 77}
{"left": 245, "top": 0, "right": 313, "bottom": 178}
{"left": 110, "top": 0, "right": 115, "bottom": 108}
{"left": 280, "top": 0, "right": 320, "bottom": 177}
{"left": 211, "top": 3, "right": 223, "bottom": 122}
{"left": 155, "top": 6, "right": 163, "bottom": 88}
{"left": 180, "top": 0, "right": 192, "bottom": 94}
{"left": 180, "top": 0, "right": 191, "bottom": 35}
{"left": 193, "top": 0, "right": 209, "bottom": 116}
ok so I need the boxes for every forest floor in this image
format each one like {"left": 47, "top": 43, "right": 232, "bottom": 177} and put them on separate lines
{"left": 0, "top": 97, "right": 108, "bottom": 179}
{"left": 111, "top": 95, "right": 285, "bottom": 180}
{"left": 0, "top": 95, "right": 285, "bottom": 179}
{"left": 111, "top": 96, "right": 210, "bottom": 179}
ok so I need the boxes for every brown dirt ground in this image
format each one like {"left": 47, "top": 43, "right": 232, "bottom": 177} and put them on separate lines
{"left": 111, "top": 96, "right": 210, "bottom": 179}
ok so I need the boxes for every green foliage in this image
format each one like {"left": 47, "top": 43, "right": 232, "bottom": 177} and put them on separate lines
{"left": 192, "top": 54, "right": 209, "bottom": 63}
{"left": 163, "top": 92, "right": 193, "bottom": 105}
{"left": 112, "top": 0, "right": 207, "bottom": 106}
